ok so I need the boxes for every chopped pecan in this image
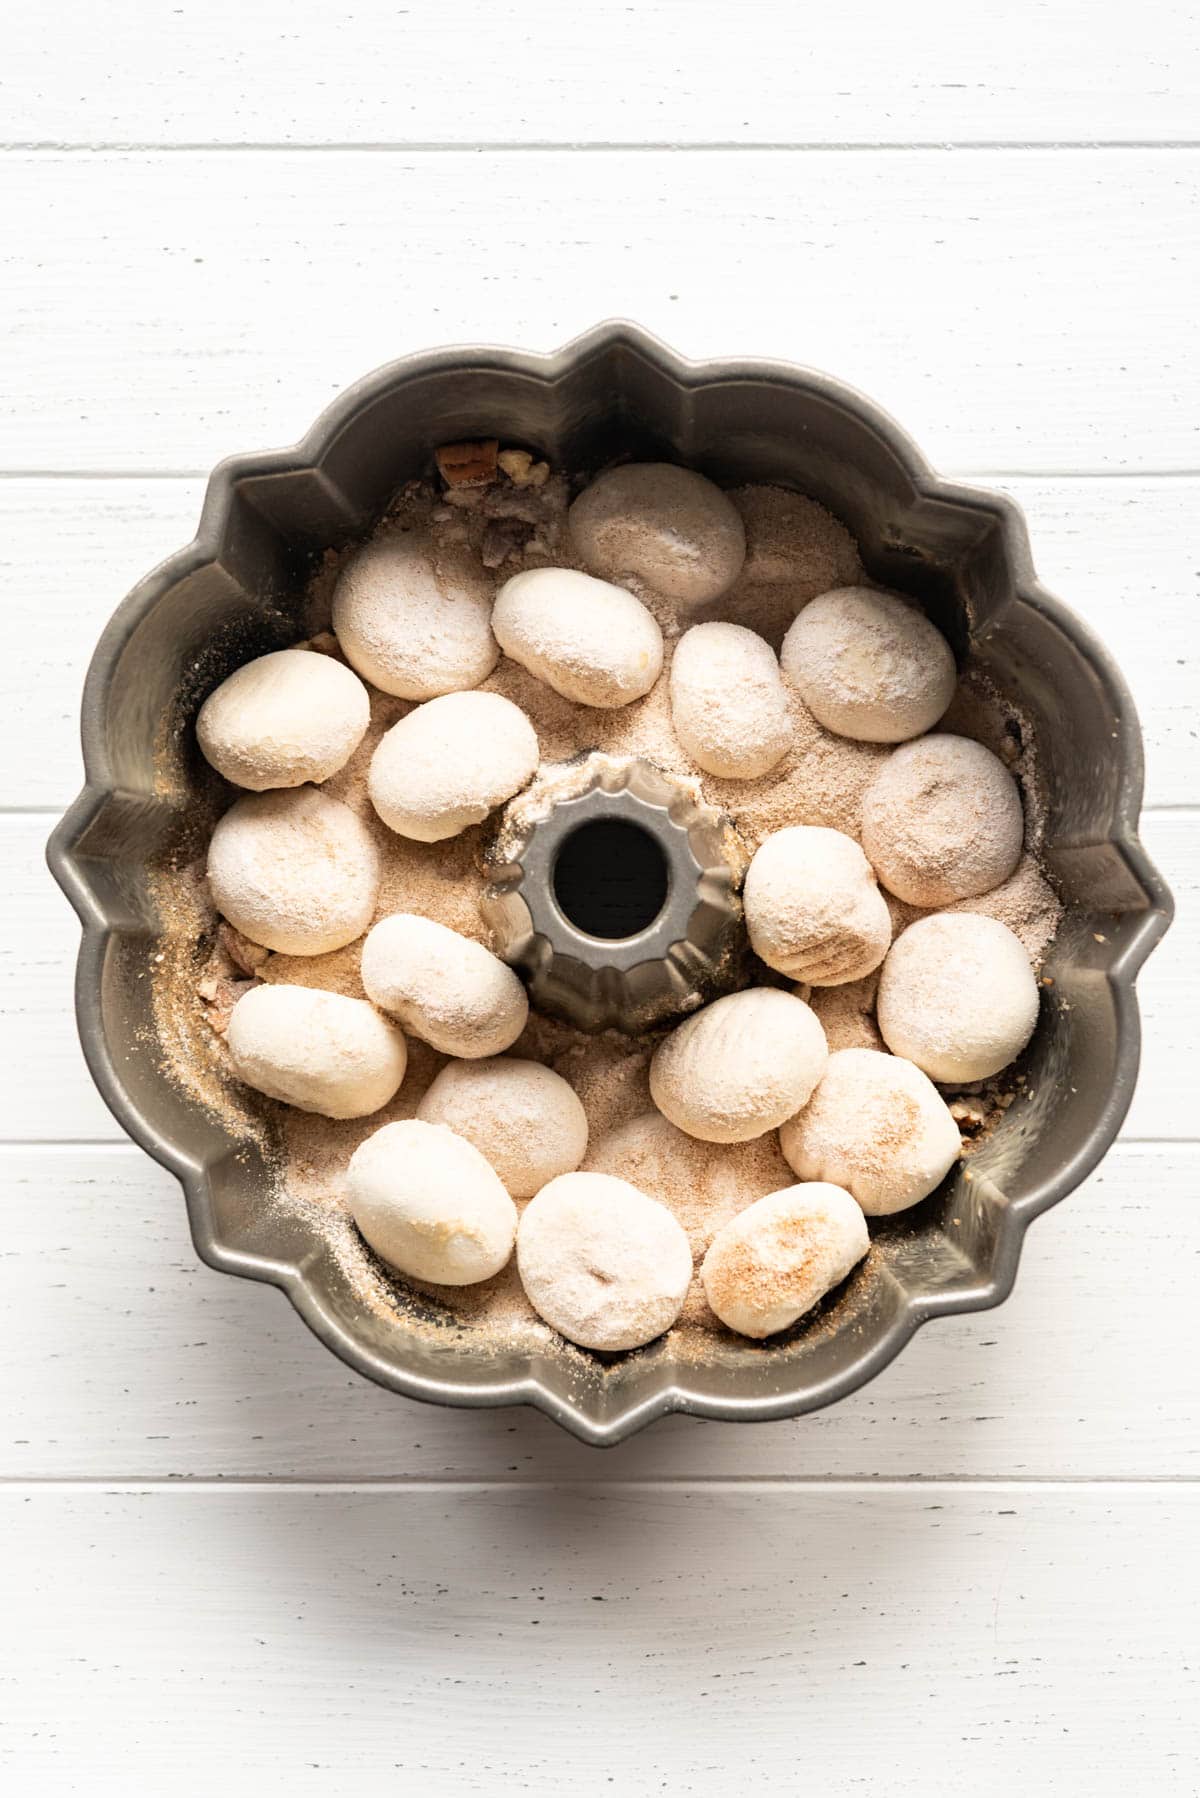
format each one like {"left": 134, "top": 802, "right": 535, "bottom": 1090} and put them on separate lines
{"left": 435, "top": 439, "right": 499, "bottom": 488}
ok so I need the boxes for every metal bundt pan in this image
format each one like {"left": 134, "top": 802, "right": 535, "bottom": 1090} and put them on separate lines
{"left": 47, "top": 324, "right": 1173, "bottom": 1446}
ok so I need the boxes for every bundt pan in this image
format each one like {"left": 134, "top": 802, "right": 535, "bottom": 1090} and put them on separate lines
{"left": 48, "top": 324, "right": 1173, "bottom": 1446}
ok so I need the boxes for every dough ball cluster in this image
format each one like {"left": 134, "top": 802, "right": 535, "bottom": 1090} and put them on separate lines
{"left": 877, "top": 912, "right": 1040, "bottom": 1083}
{"left": 650, "top": 988, "right": 828, "bottom": 1143}
{"left": 743, "top": 825, "right": 891, "bottom": 985}
{"left": 417, "top": 1056, "right": 588, "bottom": 1199}
{"left": 861, "top": 733, "right": 1024, "bottom": 907}
{"left": 368, "top": 690, "right": 538, "bottom": 842}
{"left": 207, "top": 786, "right": 380, "bottom": 955}
{"left": 493, "top": 567, "right": 663, "bottom": 708}
{"left": 332, "top": 529, "right": 498, "bottom": 699}
{"left": 347, "top": 1118, "right": 517, "bottom": 1286}
{"left": 361, "top": 912, "right": 529, "bottom": 1059}
{"left": 781, "top": 586, "right": 957, "bottom": 743}
{"left": 226, "top": 984, "right": 406, "bottom": 1119}
{"left": 197, "top": 648, "right": 370, "bottom": 791}
{"left": 668, "top": 622, "right": 791, "bottom": 779}
{"left": 568, "top": 462, "right": 746, "bottom": 610}
{"left": 700, "top": 1183, "right": 869, "bottom": 1339}
{"left": 588, "top": 1111, "right": 792, "bottom": 1256}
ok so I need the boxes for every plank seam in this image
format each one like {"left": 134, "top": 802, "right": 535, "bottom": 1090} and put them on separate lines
{"left": 4, "top": 140, "right": 1200, "bottom": 154}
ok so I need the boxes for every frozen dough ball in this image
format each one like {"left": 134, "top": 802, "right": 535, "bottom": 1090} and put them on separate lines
{"left": 331, "top": 528, "right": 498, "bottom": 699}
{"left": 492, "top": 567, "right": 663, "bottom": 708}
{"left": 668, "top": 622, "right": 791, "bottom": 778}
{"left": 780, "top": 586, "right": 957, "bottom": 744}
{"left": 744, "top": 825, "right": 891, "bottom": 986}
{"left": 368, "top": 690, "right": 538, "bottom": 842}
{"left": 361, "top": 912, "right": 529, "bottom": 1058}
{"left": 225, "top": 983, "right": 406, "bottom": 1119}
{"left": 347, "top": 1118, "right": 517, "bottom": 1285}
{"left": 876, "top": 912, "right": 1040, "bottom": 1083}
{"left": 207, "top": 786, "right": 381, "bottom": 955}
{"left": 779, "top": 1047, "right": 961, "bottom": 1215}
{"left": 417, "top": 1056, "right": 588, "bottom": 1199}
{"left": 649, "top": 987, "right": 828, "bottom": 1144}
{"left": 568, "top": 462, "right": 746, "bottom": 611}
{"left": 516, "top": 1172, "right": 692, "bottom": 1351}
{"left": 701, "top": 1182, "right": 869, "bottom": 1339}
{"left": 861, "top": 733, "right": 1024, "bottom": 906}
{"left": 196, "top": 648, "right": 370, "bottom": 791}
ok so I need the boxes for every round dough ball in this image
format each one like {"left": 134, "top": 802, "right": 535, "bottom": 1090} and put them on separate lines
{"left": 668, "top": 622, "right": 791, "bottom": 778}
{"left": 331, "top": 529, "right": 498, "bottom": 699}
{"left": 417, "top": 1057, "right": 588, "bottom": 1199}
{"left": 568, "top": 462, "right": 746, "bottom": 611}
{"left": 347, "top": 1118, "right": 517, "bottom": 1285}
{"left": 207, "top": 786, "right": 380, "bottom": 955}
{"left": 861, "top": 734, "right": 1024, "bottom": 906}
{"left": 744, "top": 825, "right": 891, "bottom": 986}
{"left": 196, "top": 648, "right": 370, "bottom": 791}
{"left": 226, "top": 983, "right": 406, "bottom": 1119}
{"left": 780, "top": 586, "right": 957, "bottom": 743}
{"left": 493, "top": 567, "right": 663, "bottom": 708}
{"left": 876, "top": 912, "right": 1040, "bottom": 1083}
{"left": 368, "top": 691, "right": 538, "bottom": 842}
{"left": 700, "top": 1183, "right": 869, "bottom": 1339}
{"left": 361, "top": 913, "right": 529, "bottom": 1058}
{"left": 649, "top": 988, "right": 828, "bottom": 1144}
{"left": 779, "top": 1048, "right": 961, "bottom": 1215}
{"left": 516, "top": 1172, "right": 692, "bottom": 1351}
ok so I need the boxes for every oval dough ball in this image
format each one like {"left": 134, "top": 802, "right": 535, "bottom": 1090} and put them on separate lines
{"left": 516, "top": 1172, "right": 692, "bottom": 1351}
{"left": 347, "top": 1118, "right": 517, "bottom": 1285}
{"left": 668, "top": 622, "right": 791, "bottom": 778}
{"left": 588, "top": 1111, "right": 792, "bottom": 1256}
{"left": 196, "top": 648, "right": 370, "bottom": 791}
{"left": 207, "top": 786, "right": 381, "bottom": 955}
{"left": 493, "top": 567, "right": 663, "bottom": 708}
{"left": 743, "top": 825, "right": 891, "bottom": 986}
{"left": 701, "top": 1183, "right": 869, "bottom": 1339}
{"left": 779, "top": 1048, "right": 961, "bottom": 1215}
{"left": 876, "top": 912, "right": 1040, "bottom": 1083}
{"left": 780, "top": 586, "right": 957, "bottom": 743}
{"left": 860, "top": 733, "right": 1024, "bottom": 906}
{"left": 368, "top": 690, "right": 538, "bottom": 842}
{"left": 331, "top": 528, "right": 498, "bottom": 699}
{"left": 568, "top": 462, "right": 746, "bottom": 611}
{"left": 649, "top": 988, "right": 828, "bottom": 1144}
{"left": 361, "top": 912, "right": 529, "bottom": 1058}
{"left": 417, "top": 1057, "right": 588, "bottom": 1199}
{"left": 225, "top": 983, "right": 406, "bottom": 1119}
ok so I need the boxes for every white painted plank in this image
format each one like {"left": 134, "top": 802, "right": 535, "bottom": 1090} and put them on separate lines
{"left": 2, "top": 1484, "right": 1196, "bottom": 1794}
{"left": 5, "top": 0, "right": 1199, "bottom": 146}
{"left": 2, "top": 151, "right": 1198, "bottom": 474}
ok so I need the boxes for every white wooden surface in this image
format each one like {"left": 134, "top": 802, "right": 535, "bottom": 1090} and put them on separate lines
{"left": 2, "top": 6, "right": 1197, "bottom": 1791}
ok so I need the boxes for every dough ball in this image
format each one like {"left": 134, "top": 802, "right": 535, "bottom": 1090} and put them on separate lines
{"left": 861, "top": 733, "right": 1024, "bottom": 906}
{"left": 516, "top": 1172, "right": 692, "bottom": 1351}
{"left": 196, "top": 648, "right": 370, "bottom": 791}
{"left": 744, "top": 825, "right": 891, "bottom": 986}
{"left": 779, "top": 1048, "right": 961, "bottom": 1215}
{"left": 493, "top": 567, "right": 663, "bottom": 708}
{"left": 568, "top": 462, "right": 746, "bottom": 611}
{"left": 417, "top": 1057, "right": 588, "bottom": 1199}
{"left": 701, "top": 1183, "right": 869, "bottom": 1339}
{"left": 361, "top": 913, "right": 529, "bottom": 1058}
{"left": 331, "top": 528, "right": 498, "bottom": 699}
{"left": 368, "top": 690, "right": 538, "bottom": 842}
{"left": 207, "top": 786, "right": 380, "bottom": 955}
{"left": 780, "top": 586, "right": 956, "bottom": 743}
{"left": 876, "top": 912, "right": 1040, "bottom": 1083}
{"left": 226, "top": 983, "right": 406, "bottom": 1119}
{"left": 668, "top": 622, "right": 791, "bottom": 778}
{"left": 347, "top": 1118, "right": 517, "bottom": 1285}
{"left": 649, "top": 988, "right": 828, "bottom": 1144}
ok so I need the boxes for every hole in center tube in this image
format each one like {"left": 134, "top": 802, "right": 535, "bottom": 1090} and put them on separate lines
{"left": 552, "top": 819, "right": 670, "bottom": 940}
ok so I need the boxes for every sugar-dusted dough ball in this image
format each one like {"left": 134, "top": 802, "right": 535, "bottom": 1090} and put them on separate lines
{"left": 347, "top": 1118, "right": 517, "bottom": 1285}
{"left": 861, "top": 733, "right": 1024, "bottom": 906}
{"left": 331, "top": 528, "right": 498, "bottom": 699}
{"left": 876, "top": 912, "right": 1040, "bottom": 1083}
{"left": 779, "top": 1048, "right": 961, "bottom": 1215}
{"left": 368, "top": 690, "right": 538, "bottom": 842}
{"left": 744, "top": 825, "right": 891, "bottom": 986}
{"left": 207, "top": 786, "right": 380, "bottom": 955}
{"left": 668, "top": 622, "right": 791, "bottom": 778}
{"left": 417, "top": 1056, "right": 588, "bottom": 1199}
{"left": 516, "top": 1172, "right": 692, "bottom": 1351}
{"left": 361, "top": 913, "right": 529, "bottom": 1058}
{"left": 701, "top": 1182, "right": 869, "bottom": 1339}
{"left": 493, "top": 567, "right": 663, "bottom": 708}
{"left": 650, "top": 988, "right": 828, "bottom": 1144}
{"left": 226, "top": 983, "right": 406, "bottom": 1119}
{"left": 588, "top": 1110, "right": 792, "bottom": 1256}
{"left": 568, "top": 463, "right": 746, "bottom": 611}
{"left": 780, "top": 586, "right": 957, "bottom": 743}
{"left": 196, "top": 648, "right": 370, "bottom": 791}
